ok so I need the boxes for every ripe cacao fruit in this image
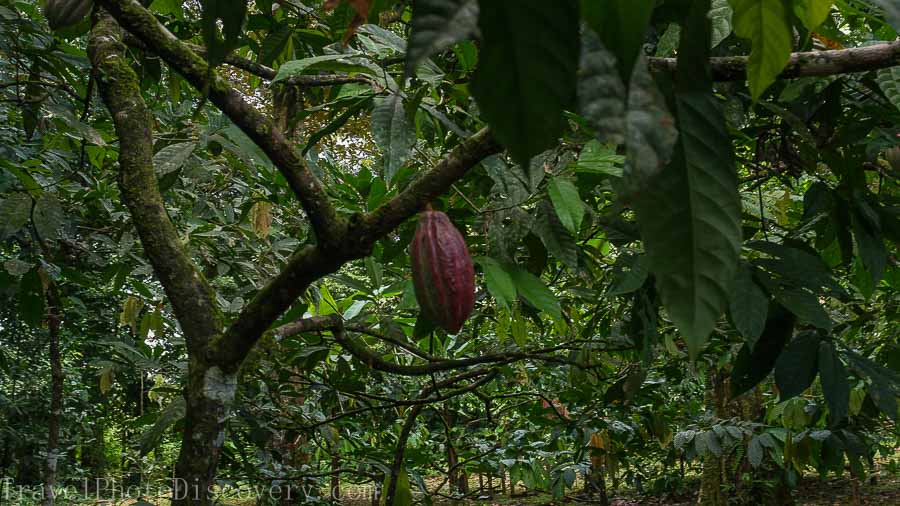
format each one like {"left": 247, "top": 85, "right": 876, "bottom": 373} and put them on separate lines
{"left": 44, "top": 0, "right": 93, "bottom": 30}
{"left": 410, "top": 209, "right": 475, "bottom": 334}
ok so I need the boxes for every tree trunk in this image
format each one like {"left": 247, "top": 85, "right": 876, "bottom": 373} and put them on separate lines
{"left": 330, "top": 452, "right": 341, "bottom": 502}
{"left": 41, "top": 294, "right": 63, "bottom": 506}
{"left": 171, "top": 361, "right": 234, "bottom": 505}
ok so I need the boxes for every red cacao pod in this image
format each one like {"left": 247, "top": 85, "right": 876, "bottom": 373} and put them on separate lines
{"left": 410, "top": 209, "right": 475, "bottom": 334}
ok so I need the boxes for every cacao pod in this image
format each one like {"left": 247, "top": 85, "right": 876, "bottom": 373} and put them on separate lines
{"left": 44, "top": 0, "right": 93, "bottom": 30}
{"left": 410, "top": 209, "right": 475, "bottom": 334}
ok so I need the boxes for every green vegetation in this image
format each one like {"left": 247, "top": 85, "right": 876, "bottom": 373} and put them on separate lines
{"left": 0, "top": 0, "right": 898, "bottom": 505}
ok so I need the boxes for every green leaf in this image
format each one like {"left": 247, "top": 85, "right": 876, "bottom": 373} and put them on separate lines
{"left": 772, "top": 286, "right": 832, "bottom": 330}
{"left": 876, "top": 67, "right": 900, "bottom": 113}
{"left": 509, "top": 266, "right": 561, "bottom": 319}
{"left": 0, "top": 193, "right": 31, "bottom": 240}
{"left": 33, "top": 192, "right": 65, "bottom": 241}
{"left": 471, "top": 0, "right": 579, "bottom": 166}
{"left": 729, "top": 263, "right": 769, "bottom": 345}
{"left": 731, "top": 303, "right": 795, "bottom": 397}
{"left": 259, "top": 24, "right": 293, "bottom": 65}
{"left": 748, "top": 436, "right": 765, "bottom": 467}
{"left": 533, "top": 199, "right": 579, "bottom": 269}
{"left": 819, "top": 341, "right": 850, "bottom": 424}
{"left": 548, "top": 177, "right": 584, "bottom": 235}
{"left": 710, "top": 0, "right": 734, "bottom": 48}
{"left": 573, "top": 140, "right": 624, "bottom": 177}
{"left": 371, "top": 93, "right": 415, "bottom": 185}
{"left": 381, "top": 468, "right": 414, "bottom": 506}
{"left": 576, "top": 31, "right": 626, "bottom": 145}
{"left": 201, "top": 0, "right": 248, "bottom": 68}
{"left": 729, "top": 0, "right": 793, "bottom": 100}
{"left": 477, "top": 257, "right": 516, "bottom": 310}
{"left": 607, "top": 253, "right": 648, "bottom": 296}
{"left": 18, "top": 267, "right": 45, "bottom": 327}
{"left": 792, "top": 0, "right": 832, "bottom": 31}
{"left": 273, "top": 55, "right": 375, "bottom": 83}
{"left": 406, "top": 0, "right": 479, "bottom": 75}
{"left": 851, "top": 209, "right": 887, "bottom": 286}
{"left": 140, "top": 397, "right": 186, "bottom": 456}
{"left": 774, "top": 331, "right": 820, "bottom": 401}
{"left": 581, "top": 0, "right": 654, "bottom": 85}
{"left": 633, "top": 3, "right": 741, "bottom": 359}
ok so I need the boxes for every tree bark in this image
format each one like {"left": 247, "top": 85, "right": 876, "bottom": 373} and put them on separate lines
{"left": 41, "top": 290, "right": 63, "bottom": 506}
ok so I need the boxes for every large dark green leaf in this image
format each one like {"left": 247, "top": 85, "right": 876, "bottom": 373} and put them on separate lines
{"left": 633, "top": 1, "right": 741, "bottom": 358}
{"left": 371, "top": 93, "right": 415, "bottom": 185}
{"left": 730, "top": 303, "right": 795, "bottom": 397}
{"left": 471, "top": 0, "right": 579, "bottom": 166}
{"left": 33, "top": 192, "right": 64, "bottom": 241}
{"left": 140, "top": 397, "right": 186, "bottom": 456}
{"left": 509, "top": 266, "right": 562, "bottom": 318}
{"left": 533, "top": 199, "right": 579, "bottom": 269}
{"left": 774, "top": 331, "right": 820, "bottom": 401}
{"left": 851, "top": 208, "right": 887, "bottom": 286}
{"left": 0, "top": 193, "right": 31, "bottom": 239}
{"left": 201, "top": 0, "right": 248, "bottom": 68}
{"left": 406, "top": 0, "right": 479, "bottom": 75}
{"left": 581, "top": 0, "right": 654, "bottom": 85}
{"left": 729, "top": 263, "right": 768, "bottom": 345}
{"left": 547, "top": 177, "right": 584, "bottom": 235}
{"left": 819, "top": 341, "right": 850, "bottom": 425}
{"left": 18, "top": 268, "right": 45, "bottom": 327}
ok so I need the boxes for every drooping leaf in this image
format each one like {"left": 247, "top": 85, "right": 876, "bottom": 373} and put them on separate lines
{"left": 477, "top": 257, "right": 516, "bottom": 310}
{"left": 548, "top": 177, "right": 584, "bottom": 235}
{"left": 140, "top": 397, "right": 186, "bottom": 456}
{"left": 851, "top": 208, "right": 887, "bottom": 286}
{"left": 406, "top": 0, "right": 479, "bottom": 75}
{"left": 18, "top": 267, "right": 45, "bottom": 327}
{"left": 508, "top": 266, "right": 562, "bottom": 319}
{"left": 731, "top": 303, "right": 795, "bottom": 397}
{"left": 819, "top": 341, "right": 850, "bottom": 424}
{"left": 633, "top": 2, "right": 741, "bottom": 358}
{"left": 792, "top": 0, "right": 832, "bottom": 32}
{"left": 729, "top": 263, "right": 769, "bottom": 345}
{"left": 0, "top": 193, "right": 32, "bottom": 240}
{"left": 371, "top": 93, "right": 415, "bottom": 185}
{"left": 581, "top": 0, "right": 654, "bottom": 85}
{"left": 533, "top": 199, "right": 579, "bottom": 269}
{"left": 201, "top": 0, "right": 248, "bottom": 69}
{"left": 471, "top": 0, "right": 579, "bottom": 166}
{"left": 729, "top": 0, "right": 793, "bottom": 100}
{"left": 774, "top": 331, "right": 820, "bottom": 401}
{"left": 33, "top": 192, "right": 65, "bottom": 241}
{"left": 259, "top": 24, "right": 293, "bottom": 65}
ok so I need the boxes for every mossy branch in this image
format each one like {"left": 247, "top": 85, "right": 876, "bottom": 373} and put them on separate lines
{"left": 88, "top": 13, "right": 222, "bottom": 353}
{"left": 96, "top": 0, "right": 343, "bottom": 245}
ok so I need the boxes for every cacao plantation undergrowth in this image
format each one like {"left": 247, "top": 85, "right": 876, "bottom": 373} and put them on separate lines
{"left": 1, "top": 0, "right": 899, "bottom": 505}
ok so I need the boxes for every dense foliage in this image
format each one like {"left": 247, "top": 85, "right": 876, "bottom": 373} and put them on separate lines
{"left": 0, "top": 0, "right": 899, "bottom": 505}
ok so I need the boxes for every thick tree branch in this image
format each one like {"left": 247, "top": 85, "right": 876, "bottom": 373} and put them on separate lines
{"left": 97, "top": 0, "right": 342, "bottom": 244}
{"left": 649, "top": 40, "right": 900, "bottom": 81}
{"left": 88, "top": 14, "right": 222, "bottom": 352}
{"left": 212, "top": 130, "right": 500, "bottom": 369}
{"left": 355, "top": 127, "right": 501, "bottom": 241}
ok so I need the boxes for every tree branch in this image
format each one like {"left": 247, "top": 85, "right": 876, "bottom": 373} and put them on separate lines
{"left": 88, "top": 14, "right": 222, "bottom": 353}
{"left": 97, "top": 0, "right": 342, "bottom": 244}
{"left": 649, "top": 40, "right": 900, "bottom": 81}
